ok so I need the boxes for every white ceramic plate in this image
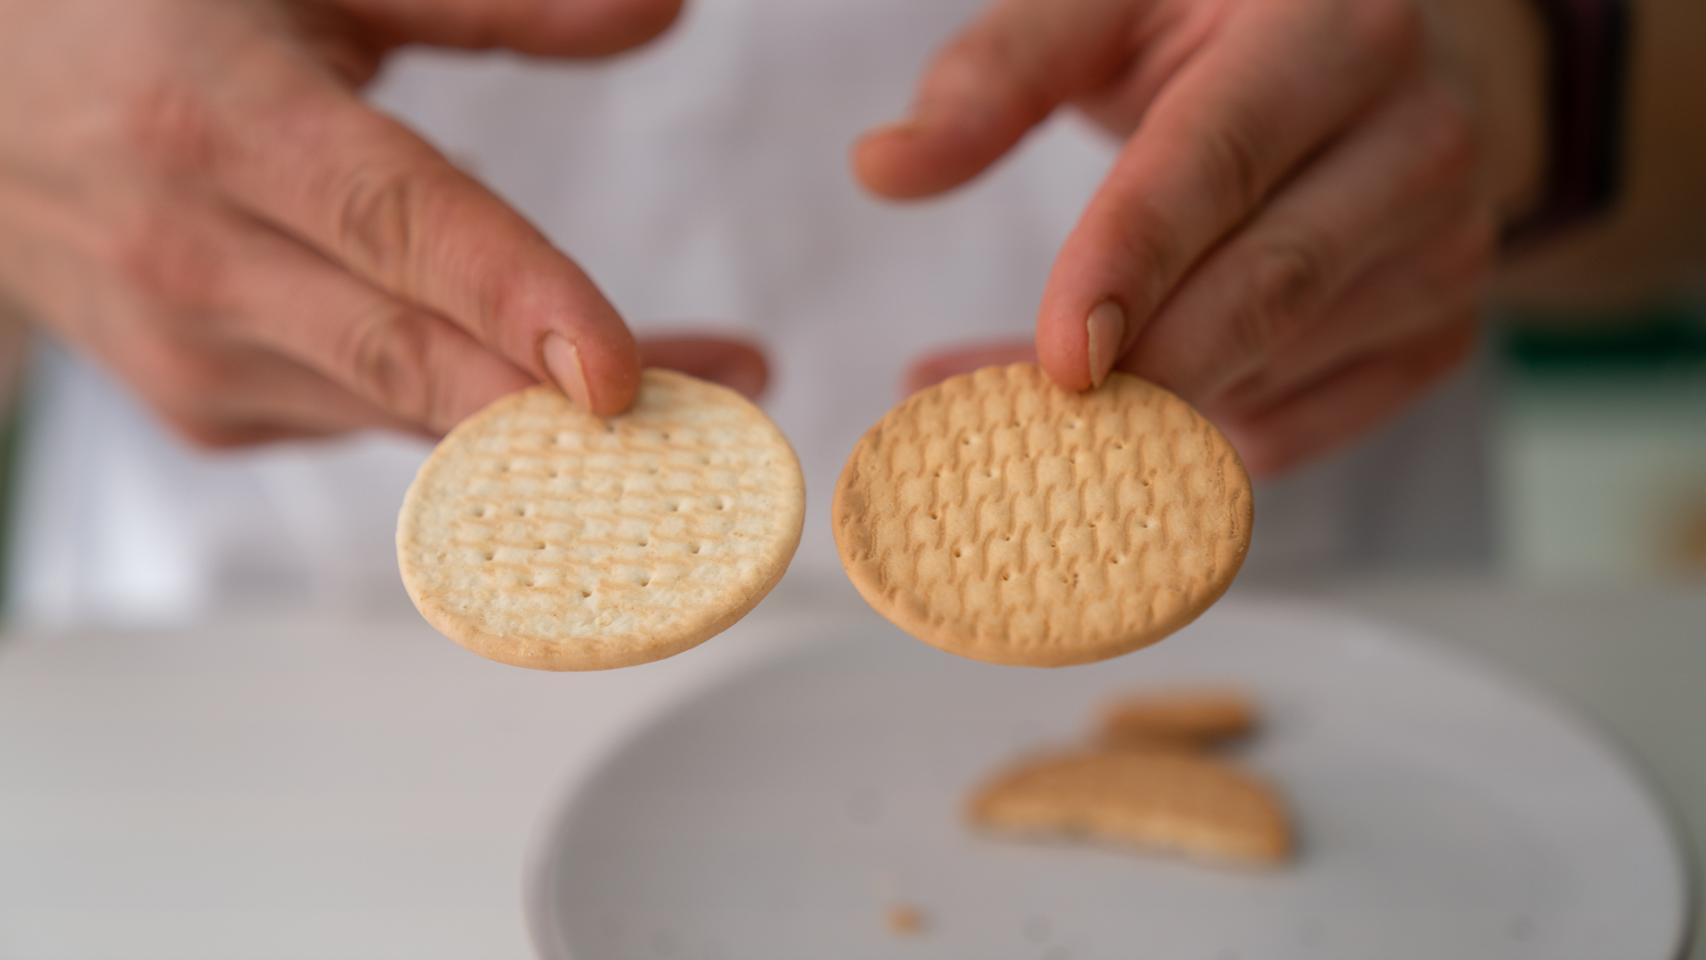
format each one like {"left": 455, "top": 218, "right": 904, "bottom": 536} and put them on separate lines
{"left": 527, "top": 596, "right": 1690, "bottom": 960}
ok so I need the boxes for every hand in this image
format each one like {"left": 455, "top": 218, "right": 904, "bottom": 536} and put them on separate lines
{"left": 856, "top": 0, "right": 1548, "bottom": 474}
{"left": 0, "top": 0, "right": 766, "bottom": 448}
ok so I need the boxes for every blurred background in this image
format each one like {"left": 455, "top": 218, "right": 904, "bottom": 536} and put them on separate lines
{"left": 1, "top": 0, "right": 1701, "bottom": 954}
{"left": 1498, "top": 304, "right": 1706, "bottom": 580}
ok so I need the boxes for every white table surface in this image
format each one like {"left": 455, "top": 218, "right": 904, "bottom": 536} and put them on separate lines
{"left": 1, "top": 575, "right": 1700, "bottom": 959}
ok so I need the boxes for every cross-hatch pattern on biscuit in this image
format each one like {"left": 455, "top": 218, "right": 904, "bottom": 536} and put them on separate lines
{"left": 398, "top": 373, "right": 803, "bottom": 669}
{"left": 835, "top": 365, "right": 1249, "bottom": 665}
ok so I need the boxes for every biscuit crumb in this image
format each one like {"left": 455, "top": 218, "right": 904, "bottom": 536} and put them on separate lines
{"left": 886, "top": 902, "right": 926, "bottom": 936}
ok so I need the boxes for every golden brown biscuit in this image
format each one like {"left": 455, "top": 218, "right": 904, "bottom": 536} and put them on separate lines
{"left": 1095, "top": 687, "right": 1258, "bottom": 749}
{"left": 967, "top": 748, "right": 1292, "bottom": 867}
{"left": 397, "top": 372, "right": 804, "bottom": 670}
{"left": 834, "top": 364, "right": 1251, "bottom": 666}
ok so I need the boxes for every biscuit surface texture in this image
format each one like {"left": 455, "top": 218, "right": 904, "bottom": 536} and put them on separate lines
{"left": 833, "top": 364, "right": 1250, "bottom": 666}
{"left": 967, "top": 748, "right": 1292, "bottom": 866}
{"left": 398, "top": 372, "right": 804, "bottom": 670}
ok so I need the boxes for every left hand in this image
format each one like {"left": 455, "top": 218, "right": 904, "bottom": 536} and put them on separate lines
{"left": 855, "top": 0, "right": 1548, "bottom": 474}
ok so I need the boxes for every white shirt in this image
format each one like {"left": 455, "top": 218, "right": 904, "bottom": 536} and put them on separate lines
{"left": 5, "top": 0, "right": 1490, "bottom": 624}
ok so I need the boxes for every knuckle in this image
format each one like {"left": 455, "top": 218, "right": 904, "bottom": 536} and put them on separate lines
{"left": 113, "top": 213, "right": 225, "bottom": 310}
{"left": 1238, "top": 238, "right": 1330, "bottom": 353}
{"left": 1197, "top": 116, "right": 1270, "bottom": 216}
{"left": 339, "top": 307, "right": 438, "bottom": 425}
{"left": 931, "top": 27, "right": 1051, "bottom": 123}
{"left": 120, "top": 77, "right": 225, "bottom": 173}
{"left": 332, "top": 155, "right": 432, "bottom": 286}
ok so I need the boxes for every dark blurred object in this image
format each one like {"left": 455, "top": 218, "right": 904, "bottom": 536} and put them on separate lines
{"left": 0, "top": 318, "right": 21, "bottom": 617}
{"left": 1504, "top": 0, "right": 1631, "bottom": 250}
{"left": 0, "top": 405, "right": 16, "bottom": 616}
{"left": 1503, "top": 302, "right": 1706, "bottom": 372}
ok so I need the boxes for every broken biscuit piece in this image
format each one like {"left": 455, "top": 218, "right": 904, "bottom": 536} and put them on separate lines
{"left": 967, "top": 747, "right": 1292, "bottom": 867}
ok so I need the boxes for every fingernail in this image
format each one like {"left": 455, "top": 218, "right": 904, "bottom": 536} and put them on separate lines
{"left": 1085, "top": 300, "right": 1125, "bottom": 388}
{"left": 541, "top": 333, "right": 593, "bottom": 411}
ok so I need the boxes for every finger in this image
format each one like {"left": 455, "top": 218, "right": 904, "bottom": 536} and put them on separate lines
{"left": 1217, "top": 217, "right": 1494, "bottom": 413}
{"left": 217, "top": 82, "right": 639, "bottom": 414}
{"left": 1213, "top": 318, "right": 1479, "bottom": 476}
{"left": 902, "top": 339, "right": 1034, "bottom": 394}
{"left": 166, "top": 420, "right": 347, "bottom": 452}
{"left": 1120, "top": 83, "right": 1481, "bottom": 401}
{"left": 202, "top": 345, "right": 432, "bottom": 437}
{"left": 219, "top": 223, "right": 536, "bottom": 434}
{"left": 852, "top": 0, "right": 1143, "bottom": 200}
{"left": 637, "top": 333, "right": 770, "bottom": 400}
{"left": 339, "top": 0, "right": 685, "bottom": 56}
{"left": 111, "top": 332, "right": 427, "bottom": 448}
{"left": 1037, "top": 0, "right": 1425, "bottom": 391}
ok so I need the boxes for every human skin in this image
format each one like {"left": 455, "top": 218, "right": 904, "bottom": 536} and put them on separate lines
{"left": 858, "top": 0, "right": 1557, "bottom": 474}
{"left": 5, "top": 0, "right": 1703, "bottom": 465}
{"left": 0, "top": 0, "right": 766, "bottom": 447}
{"left": 878, "top": 0, "right": 1705, "bottom": 474}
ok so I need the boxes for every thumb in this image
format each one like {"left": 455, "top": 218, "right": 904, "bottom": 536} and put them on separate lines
{"left": 340, "top": 0, "right": 685, "bottom": 57}
{"left": 851, "top": 0, "right": 1138, "bottom": 200}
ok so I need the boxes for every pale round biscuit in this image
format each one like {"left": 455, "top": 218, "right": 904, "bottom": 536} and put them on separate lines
{"left": 833, "top": 363, "right": 1251, "bottom": 667}
{"left": 398, "top": 371, "right": 804, "bottom": 671}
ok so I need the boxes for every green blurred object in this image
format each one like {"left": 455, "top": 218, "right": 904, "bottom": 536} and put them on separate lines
{"left": 1502, "top": 303, "right": 1706, "bottom": 375}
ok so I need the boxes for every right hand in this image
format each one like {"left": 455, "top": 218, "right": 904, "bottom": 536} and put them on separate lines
{"left": 856, "top": 0, "right": 1544, "bottom": 474}
{"left": 0, "top": 0, "right": 767, "bottom": 447}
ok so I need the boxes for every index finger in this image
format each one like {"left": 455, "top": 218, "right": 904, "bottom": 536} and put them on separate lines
{"left": 217, "top": 80, "right": 639, "bottom": 415}
{"left": 1037, "top": 0, "right": 1422, "bottom": 392}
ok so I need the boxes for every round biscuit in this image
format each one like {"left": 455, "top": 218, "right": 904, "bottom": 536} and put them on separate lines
{"left": 833, "top": 363, "right": 1250, "bottom": 666}
{"left": 398, "top": 371, "right": 804, "bottom": 670}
